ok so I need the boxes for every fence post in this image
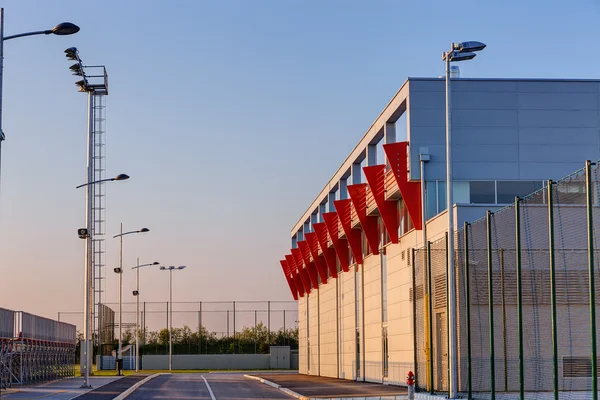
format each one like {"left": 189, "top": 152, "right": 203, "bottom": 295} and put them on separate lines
{"left": 547, "top": 180, "right": 559, "bottom": 400}
{"left": 166, "top": 302, "right": 169, "bottom": 355}
{"left": 283, "top": 310, "right": 287, "bottom": 346}
{"left": 427, "top": 241, "right": 434, "bottom": 394}
{"left": 500, "top": 248, "right": 507, "bottom": 392}
{"left": 486, "top": 210, "right": 495, "bottom": 400}
{"left": 586, "top": 160, "right": 598, "bottom": 399}
{"left": 268, "top": 301, "right": 271, "bottom": 346}
{"left": 446, "top": 232, "right": 450, "bottom": 394}
{"left": 233, "top": 301, "right": 236, "bottom": 353}
{"left": 412, "top": 247, "right": 418, "bottom": 389}
{"left": 515, "top": 197, "right": 524, "bottom": 400}
{"left": 464, "top": 222, "right": 472, "bottom": 399}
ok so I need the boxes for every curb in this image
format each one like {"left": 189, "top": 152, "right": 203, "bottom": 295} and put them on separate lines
{"left": 112, "top": 373, "right": 168, "bottom": 400}
{"left": 243, "top": 374, "right": 305, "bottom": 399}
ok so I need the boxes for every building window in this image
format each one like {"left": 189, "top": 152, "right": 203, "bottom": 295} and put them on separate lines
{"left": 398, "top": 199, "right": 413, "bottom": 237}
{"left": 362, "top": 230, "right": 371, "bottom": 258}
{"left": 469, "top": 181, "right": 495, "bottom": 204}
{"left": 382, "top": 325, "right": 389, "bottom": 378}
{"left": 381, "top": 252, "right": 388, "bottom": 323}
{"left": 306, "top": 296, "right": 310, "bottom": 371}
{"left": 497, "top": 181, "right": 543, "bottom": 204}
{"left": 555, "top": 181, "right": 586, "bottom": 204}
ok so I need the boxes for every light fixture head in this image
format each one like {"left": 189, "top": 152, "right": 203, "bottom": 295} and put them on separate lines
{"left": 64, "top": 47, "right": 78, "bottom": 60}
{"left": 52, "top": 22, "right": 80, "bottom": 36}
{"left": 114, "top": 174, "right": 130, "bottom": 181}
{"left": 160, "top": 266, "right": 166, "bottom": 270}
{"left": 453, "top": 41, "right": 486, "bottom": 53}
{"left": 139, "top": 228, "right": 150, "bottom": 233}
{"left": 74, "top": 79, "right": 88, "bottom": 92}
{"left": 133, "top": 290, "right": 139, "bottom": 296}
{"left": 153, "top": 261, "right": 160, "bottom": 265}
{"left": 178, "top": 266, "right": 186, "bottom": 270}
{"left": 114, "top": 267, "right": 122, "bottom": 274}
{"left": 69, "top": 63, "right": 83, "bottom": 76}
{"left": 448, "top": 50, "right": 477, "bottom": 62}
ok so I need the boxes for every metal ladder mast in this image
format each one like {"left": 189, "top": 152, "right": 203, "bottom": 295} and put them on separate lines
{"left": 90, "top": 93, "right": 107, "bottom": 352}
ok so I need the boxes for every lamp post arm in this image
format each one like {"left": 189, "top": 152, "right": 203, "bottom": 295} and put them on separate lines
{"left": 3, "top": 30, "right": 51, "bottom": 41}
{"left": 132, "top": 263, "right": 156, "bottom": 270}
{"left": 113, "top": 230, "right": 142, "bottom": 239}
{"left": 76, "top": 177, "right": 114, "bottom": 189}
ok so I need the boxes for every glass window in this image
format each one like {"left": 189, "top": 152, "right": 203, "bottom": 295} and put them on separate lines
{"left": 382, "top": 326, "right": 389, "bottom": 377}
{"left": 470, "top": 181, "right": 495, "bottom": 203}
{"left": 426, "top": 181, "right": 437, "bottom": 219}
{"left": 381, "top": 253, "right": 388, "bottom": 323}
{"left": 556, "top": 181, "right": 586, "bottom": 204}
{"left": 438, "top": 181, "right": 447, "bottom": 211}
{"left": 497, "top": 181, "right": 543, "bottom": 204}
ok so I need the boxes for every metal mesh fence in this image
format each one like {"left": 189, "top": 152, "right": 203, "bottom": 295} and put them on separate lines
{"left": 59, "top": 300, "right": 298, "bottom": 357}
{"left": 415, "top": 160, "right": 600, "bottom": 399}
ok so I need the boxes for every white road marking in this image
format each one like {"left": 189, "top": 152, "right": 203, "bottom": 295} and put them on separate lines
{"left": 201, "top": 375, "right": 217, "bottom": 400}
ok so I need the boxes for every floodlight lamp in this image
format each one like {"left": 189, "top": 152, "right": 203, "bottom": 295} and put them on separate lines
{"left": 133, "top": 290, "right": 139, "bottom": 296}
{"left": 448, "top": 50, "right": 476, "bottom": 62}
{"left": 52, "top": 22, "right": 80, "bottom": 36}
{"left": 153, "top": 262, "right": 160, "bottom": 265}
{"left": 113, "top": 174, "right": 130, "bottom": 181}
{"left": 178, "top": 266, "right": 186, "bottom": 270}
{"left": 114, "top": 267, "right": 122, "bottom": 274}
{"left": 74, "top": 80, "right": 87, "bottom": 91}
{"left": 64, "top": 47, "right": 78, "bottom": 60}
{"left": 454, "top": 41, "right": 486, "bottom": 53}
{"left": 69, "top": 64, "right": 83, "bottom": 76}
{"left": 160, "top": 266, "right": 166, "bottom": 270}
{"left": 139, "top": 228, "right": 150, "bottom": 233}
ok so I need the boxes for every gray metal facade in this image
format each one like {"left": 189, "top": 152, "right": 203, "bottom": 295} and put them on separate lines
{"left": 408, "top": 78, "right": 600, "bottom": 181}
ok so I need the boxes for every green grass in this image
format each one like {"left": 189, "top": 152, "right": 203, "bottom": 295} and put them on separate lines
{"left": 73, "top": 365, "right": 271, "bottom": 377}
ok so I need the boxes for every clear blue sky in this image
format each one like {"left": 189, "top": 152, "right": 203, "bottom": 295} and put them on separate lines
{"left": 0, "top": 0, "right": 598, "bottom": 324}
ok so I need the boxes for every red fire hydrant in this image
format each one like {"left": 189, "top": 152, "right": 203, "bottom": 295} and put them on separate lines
{"left": 406, "top": 371, "right": 415, "bottom": 399}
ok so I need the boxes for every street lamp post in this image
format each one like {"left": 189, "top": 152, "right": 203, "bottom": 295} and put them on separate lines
{"left": 113, "top": 226, "right": 150, "bottom": 374}
{"left": 160, "top": 266, "right": 187, "bottom": 371}
{"left": 132, "top": 260, "right": 159, "bottom": 372}
{"left": 0, "top": 8, "right": 79, "bottom": 181}
{"left": 442, "top": 41, "right": 486, "bottom": 399}
{"left": 76, "top": 175, "right": 128, "bottom": 387}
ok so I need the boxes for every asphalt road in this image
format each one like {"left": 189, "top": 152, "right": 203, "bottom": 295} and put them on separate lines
{"left": 126, "top": 373, "right": 293, "bottom": 400}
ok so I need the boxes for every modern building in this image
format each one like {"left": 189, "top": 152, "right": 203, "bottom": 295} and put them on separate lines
{"left": 279, "top": 77, "right": 600, "bottom": 389}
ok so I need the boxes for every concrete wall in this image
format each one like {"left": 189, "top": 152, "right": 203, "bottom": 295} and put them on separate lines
{"left": 319, "top": 276, "right": 337, "bottom": 378}
{"left": 363, "top": 253, "right": 383, "bottom": 383}
{"left": 340, "top": 266, "right": 356, "bottom": 380}
{"left": 298, "top": 295, "right": 308, "bottom": 374}
{"left": 408, "top": 78, "right": 600, "bottom": 182}
{"left": 308, "top": 288, "right": 319, "bottom": 374}
{"left": 142, "top": 354, "right": 270, "bottom": 370}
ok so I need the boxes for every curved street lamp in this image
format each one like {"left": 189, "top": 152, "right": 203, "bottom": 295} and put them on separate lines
{"left": 131, "top": 260, "right": 160, "bottom": 372}
{"left": 0, "top": 8, "right": 80, "bottom": 199}
{"left": 113, "top": 225, "right": 150, "bottom": 373}
{"left": 442, "top": 40, "right": 485, "bottom": 399}
{"left": 76, "top": 174, "right": 129, "bottom": 189}
{"left": 76, "top": 173, "right": 128, "bottom": 387}
{"left": 160, "top": 266, "right": 187, "bottom": 371}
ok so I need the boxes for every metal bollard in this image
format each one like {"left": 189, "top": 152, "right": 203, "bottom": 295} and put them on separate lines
{"left": 407, "top": 371, "right": 415, "bottom": 400}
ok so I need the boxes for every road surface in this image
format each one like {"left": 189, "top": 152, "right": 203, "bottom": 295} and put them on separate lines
{"left": 126, "top": 373, "right": 292, "bottom": 400}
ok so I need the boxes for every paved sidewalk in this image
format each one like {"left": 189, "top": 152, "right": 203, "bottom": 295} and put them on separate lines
{"left": 74, "top": 375, "right": 149, "bottom": 400}
{"left": 1, "top": 377, "right": 121, "bottom": 400}
{"left": 250, "top": 373, "right": 407, "bottom": 399}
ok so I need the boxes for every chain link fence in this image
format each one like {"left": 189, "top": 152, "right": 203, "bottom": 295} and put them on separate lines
{"left": 59, "top": 300, "right": 298, "bottom": 358}
{"left": 414, "top": 160, "right": 600, "bottom": 399}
